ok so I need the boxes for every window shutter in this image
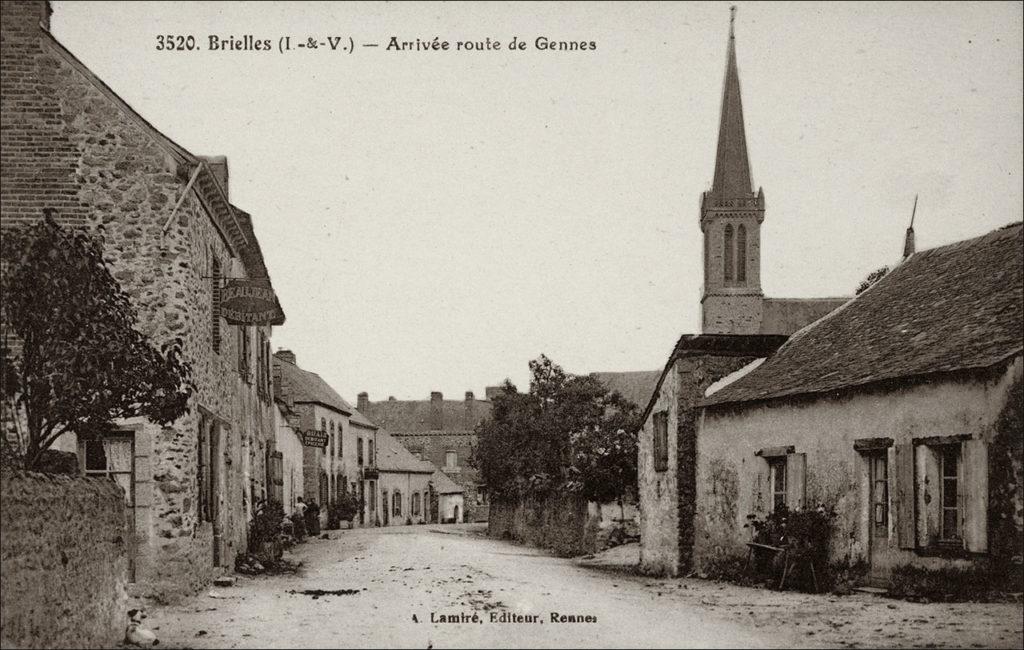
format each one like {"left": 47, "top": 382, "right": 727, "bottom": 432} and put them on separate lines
{"left": 786, "top": 453, "right": 806, "bottom": 509}
{"left": 894, "top": 442, "right": 916, "bottom": 549}
{"left": 754, "top": 459, "right": 768, "bottom": 513}
{"left": 961, "top": 439, "right": 988, "bottom": 553}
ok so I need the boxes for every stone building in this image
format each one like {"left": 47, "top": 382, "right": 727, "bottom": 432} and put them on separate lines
{"left": 272, "top": 403, "right": 305, "bottom": 515}
{"left": 637, "top": 12, "right": 850, "bottom": 576}
{"left": 272, "top": 350, "right": 358, "bottom": 527}
{"left": 358, "top": 389, "right": 498, "bottom": 522}
{"left": 431, "top": 469, "right": 466, "bottom": 524}
{"left": 698, "top": 223, "right": 1023, "bottom": 584}
{"left": 1, "top": 0, "right": 286, "bottom": 600}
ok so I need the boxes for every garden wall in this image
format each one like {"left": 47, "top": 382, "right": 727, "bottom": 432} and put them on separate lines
{"left": 1, "top": 470, "right": 129, "bottom": 649}
{"left": 488, "top": 493, "right": 598, "bottom": 557}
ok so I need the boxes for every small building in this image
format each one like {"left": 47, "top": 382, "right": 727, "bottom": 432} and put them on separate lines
{"left": 358, "top": 389, "right": 500, "bottom": 522}
{"left": 697, "top": 223, "right": 1023, "bottom": 583}
{"left": 373, "top": 429, "right": 435, "bottom": 526}
{"left": 431, "top": 469, "right": 466, "bottom": 524}
{"left": 349, "top": 408, "right": 380, "bottom": 527}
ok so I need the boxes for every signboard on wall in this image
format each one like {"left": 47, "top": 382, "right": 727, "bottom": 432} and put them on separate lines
{"left": 301, "top": 429, "right": 329, "bottom": 448}
{"left": 221, "top": 279, "right": 278, "bottom": 325}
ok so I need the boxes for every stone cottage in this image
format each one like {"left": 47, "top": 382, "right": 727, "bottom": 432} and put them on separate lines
{"left": 359, "top": 389, "right": 499, "bottom": 522}
{"left": 697, "top": 223, "right": 1023, "bottom": 584}
{"left": 637, "top": 11, "right": 849, "bottom": 576}
{"left": 1, "top": 0, "right": 286, "bottom": 600}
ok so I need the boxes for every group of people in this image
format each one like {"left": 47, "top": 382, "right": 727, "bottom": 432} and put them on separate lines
{"left": 284, "top": 496, "right": 321, "bottom": 541}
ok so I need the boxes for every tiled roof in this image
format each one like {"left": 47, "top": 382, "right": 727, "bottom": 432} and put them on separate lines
{"left": 349, "top": 408, "right": 378, "bottom": 430}
{"left": 360, "top": 398, "right": 491, "bottom": 434}
{"left": 375, "top": 429, "right": 435, "bottom": 473}
{"left": 704, "top": 223, "right": 1024, "bottom": 407}
{"left": 430, "top": 469, "right": 464, "bottom": 494}
{"left": 273, "top": 357, "right": 354, "bottom": 415}
{"left": 590, "top": 371, "right": 662, "bottom": 409}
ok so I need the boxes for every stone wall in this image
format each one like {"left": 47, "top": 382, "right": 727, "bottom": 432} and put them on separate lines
{"left": 638, "top": 350, "right": 765, "bottom": 576}
{"left": 487, "top": 494, "right": 598, "bottom": 557}
{"left": 1, "top": 471, "right": 128, "bottom": 649}
{"left": 760, "top": 297, "right": 847, "bottom": 335}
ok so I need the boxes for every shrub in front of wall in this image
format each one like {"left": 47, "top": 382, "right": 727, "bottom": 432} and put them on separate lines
{"left": 744, "top": 504, "right": 839, "bottom": 592}
{"left": 889, "top": 561, "right": 1024, "bottom": 602}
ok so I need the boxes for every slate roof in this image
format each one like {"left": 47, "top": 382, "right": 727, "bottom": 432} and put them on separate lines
{"left": 430, "top": 469, "right": 465, "bottom": 494}
{"left": 590, "top": 371, "right": 662, "bottom": 409}
{"left": 360, "top": 398, "right": 491, "bottom": 434}
{"left": 273, "top": 357, "right": 354, "bottom": 415}
{"left": 375, "top": 429, "right": 435, "bottom": 474}
{"left": 349, "top": 408, "right": 378, "bottom": 430}
{"left": 703, "top": 223, "right": 1024, "bottom": 408}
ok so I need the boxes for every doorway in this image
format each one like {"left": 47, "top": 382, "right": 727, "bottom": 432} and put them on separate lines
{"left": 867, "top": 451, "right": 890, "bottom": 583}
{"left": 381, "top": 490, "right": 389, "bottom": 526}
{"left": 453, "top": 505, "right": 460, "bottom": 524}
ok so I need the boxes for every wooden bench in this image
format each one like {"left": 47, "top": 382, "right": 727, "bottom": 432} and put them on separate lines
{"left": 746, "top": 542, "right": 819, "bottom": 592}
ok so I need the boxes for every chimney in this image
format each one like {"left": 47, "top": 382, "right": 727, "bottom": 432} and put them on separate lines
{"left": 485, "top": 385, "right": 504, "bottom": 401}
{"left": 429, "top": 391, "right": 443, "bottom": 430}
{"left": 274, "top": 349, "right": 296, "bottom": 365}
{"left": 357, "top": 392, "right": 369, "bottom": 411}
{"left": 201, "top": 155, "right": 229, "bottom": 199}
{"left": 388, "top": 396, "right": 396, "bottom": 401}
{"left": 465, "top": 391, "right": 474, "bottom": 402}
{"left": 0, "top": 1, "right": 51, "bottom": 34}
{"left": 464, "top": 391, "right": 476, "bottom": 429}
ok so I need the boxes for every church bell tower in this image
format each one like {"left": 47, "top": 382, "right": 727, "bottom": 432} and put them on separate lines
{"left": 700, "top": 7, "right": 766, "bottom": 334}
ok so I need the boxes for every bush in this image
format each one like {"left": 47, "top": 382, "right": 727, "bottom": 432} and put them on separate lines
{"left": 248, "top": 500, "right": 286, "bottom": 561}
{"left": 744, "top": 504, "right": 838, "bottom": 592}
{"left": 327, "top": 492, "right": 360, "bottom": 529}
{"left": 889, "top": 562, "right": 1024, "bottom": 602}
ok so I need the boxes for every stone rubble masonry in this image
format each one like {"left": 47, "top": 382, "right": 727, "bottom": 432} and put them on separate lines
{"left": 0, "top": 471, "right": 129, "bottom": 649}
{"left": 1, "top": 0, "right": 276, "bottom": 602}
{"left": 638, "top": 353, "right": 760, "bottom": 576}
{"left": 488, "top": 494, "right": 599, "bottom": 557}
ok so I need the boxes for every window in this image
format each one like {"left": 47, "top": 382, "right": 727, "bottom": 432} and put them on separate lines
{"left": 197, "top": 416, "right": 212, "bottom": 523}
{"left": 357, "top": 438, "right": 364, "bottom": 466}
{"left": 736, "top": 224, "right": 747, "bottom": 282}
{"left": 445, "top": 450, "right": 457, "bottom": 469}
{"left": 210, "top": 255, "right": 222, "bottom": 353}
{"left": 871, "top": 454, "right": 889, "bottom": 536}
{"left": 769, "top": 457, "right": 787, "bottom": 511}
{"left": 940, "top": 445, "right": 961, "bottom": 541}
{"left": 723, "top": 224, "right": 734, "bottom": 283}
{"left": 368, "top": 439, "right": 374, "bottom": 465}
{"left": 238, "top": 325, "right": 251, "bottom": 382}
{"left": 330, "top": 421, "right": 335, "bottom": 458}
{"left": 412, "top": 492, "right": 421, "bottom": 516}
{"left": 393, "top": 491, "right": 402, "bottom": 517}
{"left": 336, "top": 422, "right": 342, "bottom": 458}
{"left": 653, "top": 411, "right": 668, "bottom": 472}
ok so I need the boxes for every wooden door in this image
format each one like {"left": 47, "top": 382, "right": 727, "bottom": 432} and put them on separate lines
{"left": 868, "top": 452, "right": 890, "bottom": 581}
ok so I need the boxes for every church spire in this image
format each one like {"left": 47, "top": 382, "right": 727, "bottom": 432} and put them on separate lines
{"left": 711, "top": 6, "right": 753, "bottom": 197}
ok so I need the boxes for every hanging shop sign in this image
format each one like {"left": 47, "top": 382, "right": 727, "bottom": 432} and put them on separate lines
{"left": 301, "top": 429, "right": 329, "bottom": 448}
{"left": 221, "top": 279, "right": 278, "bottom": 325}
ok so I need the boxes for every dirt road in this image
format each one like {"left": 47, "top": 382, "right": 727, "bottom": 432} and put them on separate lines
{"left": 145, "top": 524, "right": 1023, "bottom": 649}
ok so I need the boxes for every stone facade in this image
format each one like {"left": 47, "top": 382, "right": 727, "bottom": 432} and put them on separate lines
{"left": 1, "top": 0, "right": 284, "bottom": 602}
{"left": 696, "top": 358, "right": 1022, "bottom": 578}
{"left": 637, "top": 336, "right": 784, "bottom": 575}
{"left": 1, "top": 471, "right": 128, "bottom": 649}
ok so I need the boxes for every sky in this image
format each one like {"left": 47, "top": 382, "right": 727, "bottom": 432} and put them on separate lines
{"left": 51, "top": 1, "right": 1024, "bottom": 402}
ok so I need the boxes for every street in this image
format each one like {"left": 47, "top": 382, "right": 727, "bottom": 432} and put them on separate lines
{"left": 145, "top": 525, "right": 1024, "bottom": 649}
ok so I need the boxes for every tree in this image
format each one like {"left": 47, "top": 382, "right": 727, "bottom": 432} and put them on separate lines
{"left": 1, "top": 212, "right": 194, "bottom": 469}
{"left": 475, "top": 355, "right": 641, "bottom": 505}
{"left": 856, "top": 265, "right": 890, "bottom": 295}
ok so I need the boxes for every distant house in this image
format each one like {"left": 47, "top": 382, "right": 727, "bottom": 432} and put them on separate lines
{"left": 431, "top": 469, "right": 466, "bottom": 524}
{"left": 697, "top": 223, "right": 1023, "bottom": 584}
{"left": 358, "top": 389, "right": 499, "bottom": 522}
{"left": 373, "top": 429, "right": 436, "bottom": 526}
{"left": 272, "top": 404, "right": 304, "bottom": 515}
